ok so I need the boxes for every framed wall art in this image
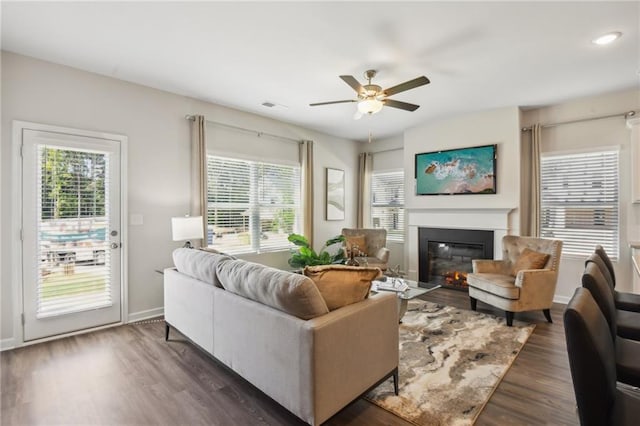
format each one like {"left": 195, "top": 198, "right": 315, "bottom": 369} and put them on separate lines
{"left": 415, "top": 144, "right": 497, "bottom": 195}
{"left": 326, "top": 168, "right": 345, "bottom": 220}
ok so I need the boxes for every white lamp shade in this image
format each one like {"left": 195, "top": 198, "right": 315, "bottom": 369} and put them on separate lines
{"left": 171, "top": 216, "right": 204, "bottom": 241}
{"left": 357, "top": 98, "right": 384, "bottom": 115}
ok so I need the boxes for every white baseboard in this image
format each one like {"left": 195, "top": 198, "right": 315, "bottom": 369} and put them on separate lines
{"left": 1, "top": 337, "right": 16, "bottom": 352}
{"left": 553, "top": 295, "right": 570, "bottom": 305}
{"left": 127, "top": 307, "right": 164, "bottom": 323}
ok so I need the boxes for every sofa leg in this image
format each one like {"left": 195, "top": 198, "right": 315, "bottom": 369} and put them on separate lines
{"left": 470, "top": 297, "right": 477, "bottom": 311}
{"left": 543, "top": 309, "right": 553, "bottom": 323}
{"left": 392, "top": 368, "right": 399, "bottom": 396}
{"left": 165, "top": 323, "right": 170, "bottom": 341}
{"left": 505, "top": 311, "right": 514, "bottom": 327}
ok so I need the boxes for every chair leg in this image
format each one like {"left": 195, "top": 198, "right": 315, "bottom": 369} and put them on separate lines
{"left": 392, "top": 368, "right": 399, "bottom": 396}
{"left": 505, "top": 311, "right": 514, "bottom": 327}
{"left": 470, "top": 297, "right": 477, "bottom": 311}
{"left": 165, "top": 323, "right": 170, "bottom": 341}
{"left": 543, "top": 309, "right": 553, "bottom": 323}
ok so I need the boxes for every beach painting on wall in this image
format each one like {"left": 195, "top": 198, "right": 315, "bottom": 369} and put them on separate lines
{"left": 326, "top": 168, "right": 345, "bottom": 220}
{"left": 415, "top": 144, "right": 497, "bottom": 195}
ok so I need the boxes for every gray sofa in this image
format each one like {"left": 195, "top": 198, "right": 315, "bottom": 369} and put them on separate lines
{"left": 164, "top": 248, "right": 399, "bottom": 425}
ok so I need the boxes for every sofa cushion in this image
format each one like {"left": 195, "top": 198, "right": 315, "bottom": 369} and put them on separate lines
{"left": 467, "top": 273, "right": 520, "bottom": 300}
{"left": 303, "top": 265, "right": 381, "bottom": 310}
{"left": 345, "top": 234, "right": 367, "bottom": 256}
{"left": 173, "top": 248, "right": 232, "bottom": 288}
{"left": 198, "top": 246, "right": 238, "bottom": 259}
{"left": 216, "top": 259, "right": 329, "bottom": 320}
{"left": 511, "top": 248, "right": 550, "bottom": 276}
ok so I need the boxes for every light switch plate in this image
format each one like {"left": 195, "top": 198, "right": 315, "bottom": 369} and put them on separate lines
{"left": 130, "top": 214, "right": 143, "bottom": 226}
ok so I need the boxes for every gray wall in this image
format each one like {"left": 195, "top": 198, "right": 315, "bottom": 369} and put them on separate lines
{"left": 1, "top": 52, "right": 360, "bottom": 347}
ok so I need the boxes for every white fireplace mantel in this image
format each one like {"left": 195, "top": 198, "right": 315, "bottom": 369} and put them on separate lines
{"left": 406, "top": 207, "right": 516, "bottom": 281}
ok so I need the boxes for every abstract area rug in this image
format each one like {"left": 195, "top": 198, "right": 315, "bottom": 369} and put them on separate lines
{"left": 366, "top": 300, "right": 535, "bottom": 426}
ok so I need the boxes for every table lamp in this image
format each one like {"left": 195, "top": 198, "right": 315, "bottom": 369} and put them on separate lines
{"left": 171, "top": 215, "right": 204, "bottom": 248}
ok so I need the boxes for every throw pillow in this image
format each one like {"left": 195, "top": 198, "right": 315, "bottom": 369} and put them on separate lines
{"left": 511, "top": 248, "right": 551, "bottom": 276}
{"left": 345, "top": 234, "right": 367, "bottom": 256}
{"left": 216, "top": 259, "right": 329, "bottom": 320}
{"left": 304, "top": 264, "right": 381, "bottom": 310}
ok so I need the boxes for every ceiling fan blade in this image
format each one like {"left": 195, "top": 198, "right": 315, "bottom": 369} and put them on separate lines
{"left": 383, "top": 76, "right": 430, "bottom": 97}
{"left": 339, "top": 75, "right": 364, "bottom": 94}
{"left": 383, "top": 99, "right": 420, "bottom": 112}
{"left": 309, "top": 100, "right": 357, "bottom": 106}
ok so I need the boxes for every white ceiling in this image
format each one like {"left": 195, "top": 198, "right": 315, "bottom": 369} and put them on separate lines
{"left": 2, "top": 1, "right": 638, "bottom": 142}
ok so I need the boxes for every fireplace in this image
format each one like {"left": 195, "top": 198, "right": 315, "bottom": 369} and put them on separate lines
{"left": 418, "top": 227, "right": 494, "bottom": 290}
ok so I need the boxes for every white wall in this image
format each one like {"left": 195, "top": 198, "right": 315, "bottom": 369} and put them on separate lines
{"left": 1, "top": 52, "right": 359, "bottom": 345}
{"left": 404, "top": 106, "right": 522, "bottom": 219}
{"left": 402, "top": 107, "right": 522, "bottom": 277}
{"left": 522, "top": 88, "right": 640, "bottom": 302}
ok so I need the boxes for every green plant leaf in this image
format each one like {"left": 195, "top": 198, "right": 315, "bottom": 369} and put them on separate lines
{"left": 298, "top": 246, "right": 315, "bottom": 257}
{"left": 288, "top": 233, "right": 310, "bottom": 248}
{"left": 317, "top": 251, "right": 331, "bottom": 264}
{"left": 325, "top": 235, "right": 345, "bottom": 246}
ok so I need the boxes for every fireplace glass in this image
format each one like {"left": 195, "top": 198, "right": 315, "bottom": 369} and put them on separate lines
{"left": 418, "top": 227, "right": 494, "bottom": 290}
{"left": 427, "top": 241, "right": 484, "bottom": 289}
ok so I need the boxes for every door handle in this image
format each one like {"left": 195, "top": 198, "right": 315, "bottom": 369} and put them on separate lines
{"left": 111, "top": 242, "right": 120, "bottom": 249}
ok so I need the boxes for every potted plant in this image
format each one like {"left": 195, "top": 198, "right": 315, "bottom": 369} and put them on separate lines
{"left": 288, "top": 233, "right": 346, "bottom": 269}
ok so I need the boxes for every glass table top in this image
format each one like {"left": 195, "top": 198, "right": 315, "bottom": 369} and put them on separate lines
{"left": 372, "top": 278, "right": 441, "bottom": 300}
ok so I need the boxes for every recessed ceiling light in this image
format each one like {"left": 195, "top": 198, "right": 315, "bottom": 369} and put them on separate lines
{"left": 592, "top": 32, "right": 622, "bottom": 45}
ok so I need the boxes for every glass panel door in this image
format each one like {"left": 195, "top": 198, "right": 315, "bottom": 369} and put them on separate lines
{"left": 22, "top": 129, "right": 122, "bottom": 341}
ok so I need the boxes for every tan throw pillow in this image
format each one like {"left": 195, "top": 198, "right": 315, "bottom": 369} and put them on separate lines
{"left": 511, "top": 248, "right": 551, "bottom": 276}
{"left": 304, "top": 265, "right": 381, "bottom": 310}
{"left": 345, "top": 235, "right": 367, "bottom": 256}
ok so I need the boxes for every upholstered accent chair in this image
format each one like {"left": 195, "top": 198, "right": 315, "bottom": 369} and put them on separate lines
{"left": 564, "top": 287, "right": 640, "bottom": 426}
{"left": 467, "top": 235, "right": 563, "bottom": 326}
{"left": 341, "top": 228, "right": 390, "bottom": 271}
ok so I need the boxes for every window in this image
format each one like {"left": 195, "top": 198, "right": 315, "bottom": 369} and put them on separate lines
{"left": 371, "top": 170, "right": 405, "bottom": 242}
{"left": 206, "top": 155, "right": 300, "bottom": 254}
{"left": 540, "top": 149, "right": 619, "bottom": 259}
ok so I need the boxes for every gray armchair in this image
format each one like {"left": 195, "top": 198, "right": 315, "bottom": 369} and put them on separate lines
{"left": 341, "top": 228, "right": 390, "bottom": 271}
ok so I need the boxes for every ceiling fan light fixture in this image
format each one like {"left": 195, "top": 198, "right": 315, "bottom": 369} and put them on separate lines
{"left": 592, "top": 31, "right": 622, "bottom": 45}
{"left": 357, "top": 98, "right": 383, "bottom": 115}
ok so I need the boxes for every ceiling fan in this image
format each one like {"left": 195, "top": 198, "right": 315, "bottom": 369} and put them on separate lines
{"left": 310, "top": 70, "right": 430, "bottom": 119}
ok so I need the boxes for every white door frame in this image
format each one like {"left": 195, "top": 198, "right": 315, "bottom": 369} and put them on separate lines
{"left": 11, "top": 120, "right": 128, "bottom": 347}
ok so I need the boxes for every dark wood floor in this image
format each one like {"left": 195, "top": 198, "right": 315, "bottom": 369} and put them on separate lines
{"left": 1, "top": 289, "right": 578, "bottom": 425}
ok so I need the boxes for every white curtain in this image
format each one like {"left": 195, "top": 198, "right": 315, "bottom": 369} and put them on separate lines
{"left": 529, "top": 123, "right": 541, "bottom": 237}
{"left": 357, "top": 152, "right": 372, "bottom": 228}
{"left": 300, "top": 140, "right": 314, "bottom": 247}
{"left": 191, "top": 115, "right": 207, "bottom": 245}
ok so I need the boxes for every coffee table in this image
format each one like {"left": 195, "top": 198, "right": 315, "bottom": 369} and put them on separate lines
{"left": 371, "top": 279, "right": 441, "bottom": 322}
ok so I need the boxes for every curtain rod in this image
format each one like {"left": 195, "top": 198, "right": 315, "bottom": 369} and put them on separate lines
{"left": 521, "top": 110, "right": 636, "bottom": 132}
{"left": 185, "top": 115, "right": 302, "bottom": 144}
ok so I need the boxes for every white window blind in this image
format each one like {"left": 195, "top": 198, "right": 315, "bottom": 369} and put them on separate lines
{"left": 371, "top": 170, "right": 405, "bottom": 242}
{"left": 540, "top": 149, "right": 619, "bottom": 259}
{"left": 207, "top": 155, "right": 301, "bottom": 254}
{"left": 37, "top": 146, "right": 112, "bottom": 318}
